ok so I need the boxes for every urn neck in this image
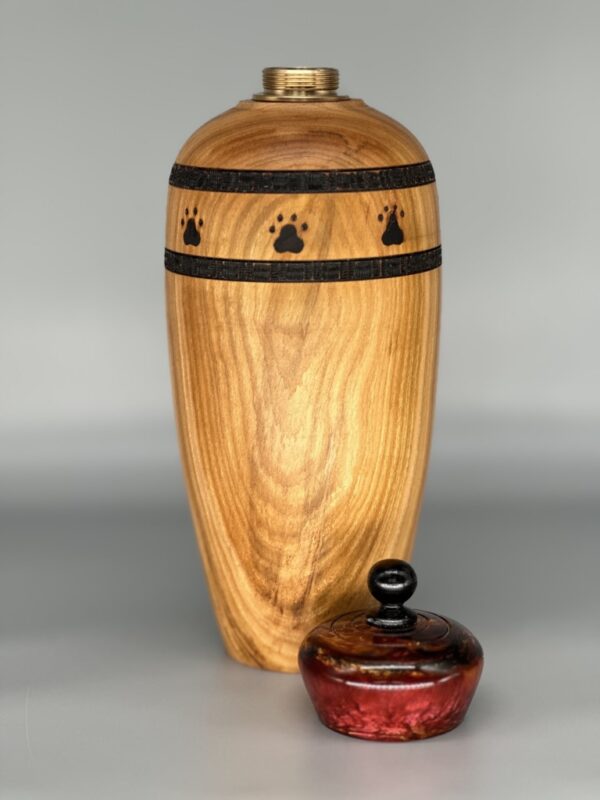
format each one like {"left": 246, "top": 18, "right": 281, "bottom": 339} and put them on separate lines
{"left": 253, "top": 67, "right": 349, "bottom": 102}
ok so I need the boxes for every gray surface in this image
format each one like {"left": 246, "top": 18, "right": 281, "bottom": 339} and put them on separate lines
{"left": 2, "top": 1, "right": 600, "bottom": 797}
{"left": 2, "top": 423, "right": 599, "bottom": 799}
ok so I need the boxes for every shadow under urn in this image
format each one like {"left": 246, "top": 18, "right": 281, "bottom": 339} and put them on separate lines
{"left": 299, "top": 560, "right": 483, "bottom": 741}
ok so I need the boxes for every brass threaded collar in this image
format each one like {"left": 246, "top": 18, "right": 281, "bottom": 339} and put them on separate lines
{"left": 264, "top": 66, "right": 338, "bottom": 92}
{"left": 253, "top": 67, "right": 349, "bottom": 102}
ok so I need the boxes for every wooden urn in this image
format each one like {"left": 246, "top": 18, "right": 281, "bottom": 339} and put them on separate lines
{"left": 165, "top": 67, "right": 441, "bottom": 672}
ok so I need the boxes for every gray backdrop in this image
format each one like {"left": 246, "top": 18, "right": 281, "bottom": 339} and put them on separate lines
{"left": 1, "top": 1, "right": 599, "bottom": 798}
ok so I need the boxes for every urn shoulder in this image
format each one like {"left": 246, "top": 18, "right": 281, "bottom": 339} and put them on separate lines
{"left": 175, "top": 99, "right": 432, "bottom": 170}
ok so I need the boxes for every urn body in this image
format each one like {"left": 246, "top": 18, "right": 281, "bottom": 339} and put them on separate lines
{"left": 166, "top": 70, "right": 441, "bottom": 672}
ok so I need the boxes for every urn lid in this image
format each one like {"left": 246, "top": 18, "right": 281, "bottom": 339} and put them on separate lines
{"left": 298, "top": 560, "right": 484, "bottom": 741}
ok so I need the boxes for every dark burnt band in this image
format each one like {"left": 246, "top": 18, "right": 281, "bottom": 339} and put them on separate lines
{"left": 164, "top": 246, "right": 441, "bottom": 283}
{"left": 169, "top": 162, "right": 435, "bottom": 194}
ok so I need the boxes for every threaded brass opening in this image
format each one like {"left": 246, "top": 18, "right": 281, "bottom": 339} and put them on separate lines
{"left": 253, "top": 67, "right": 348, "bottom": 102}
{"left": 264, "top": 67, "right": 338, "bottom": 92}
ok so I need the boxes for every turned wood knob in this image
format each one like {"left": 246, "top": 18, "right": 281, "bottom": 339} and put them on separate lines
{"left": 367, "top": 559, "right": 418, "bottom": 631}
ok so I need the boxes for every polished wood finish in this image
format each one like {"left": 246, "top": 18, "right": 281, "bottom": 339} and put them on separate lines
{"left": 167, "top": 271, "right": 439, "bottom": 671}
{"left": 176, "top": 100, "right": 429, "bottom": 170}
{"left": 166, "top": 97, "right": 441, "bottom": 672}
{"left": 166, "top": 185, "right": 439, "bottom": 261}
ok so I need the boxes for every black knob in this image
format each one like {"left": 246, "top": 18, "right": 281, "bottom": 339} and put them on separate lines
{"left": 366, "top": 559, "right": 418, "bottom": 631}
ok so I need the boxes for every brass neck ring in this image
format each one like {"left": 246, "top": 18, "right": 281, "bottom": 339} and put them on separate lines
{"left": 253, "top": 67, "right": 349, "bottom": 102}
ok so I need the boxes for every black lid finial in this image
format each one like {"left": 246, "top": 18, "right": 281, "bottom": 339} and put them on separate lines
{"left": 367, "top": 559, "right": 418, "bottom": 631}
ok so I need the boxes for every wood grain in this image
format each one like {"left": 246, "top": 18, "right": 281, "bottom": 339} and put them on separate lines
{"left": 167, "top": 270, "right": 439, "bottom": 671}
{"left": 166, "top": 96, "right": 441, "bottom": 672}
{"left": 176, "top": 100, "right": 430, "bottom": 170}
{"left": 166, "top": 185, "right": 439, "bottom": 261}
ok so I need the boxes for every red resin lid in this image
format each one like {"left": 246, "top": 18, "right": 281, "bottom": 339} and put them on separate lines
{"left": 298, "top": 560, "right": 483, "bottom": 741}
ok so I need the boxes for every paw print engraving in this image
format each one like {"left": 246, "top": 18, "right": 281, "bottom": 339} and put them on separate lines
{"left": 181, "top": 207, "right": 203, "bottom": 246}
{"left": 269, "top": 213, "right": 308, "bottom": 254}
{"left": 378, "top": 204, "right": 404, "bottom": 246}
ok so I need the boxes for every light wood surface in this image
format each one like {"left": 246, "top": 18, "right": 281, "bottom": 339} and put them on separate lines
{"left": 177, "top": 100, "right": 429, "bottom": 170}
{"left": 166, "top": 185, "right": 439, "bottom": 261}
{"left": 166, "top": 96, "right": 441, "bottom": 672}
{"left": 167, "top": 270, "right": 439, "bottom": 671}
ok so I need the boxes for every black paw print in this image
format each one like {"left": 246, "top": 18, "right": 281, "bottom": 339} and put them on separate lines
{"left": 181, "top": 207, "right": 203, "bottom": 246}
{"left": 269, "top": 213, "right": 308, "bottom": 254}
{"left": 378, "top": 204, "right": 404, "bottom": 246}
